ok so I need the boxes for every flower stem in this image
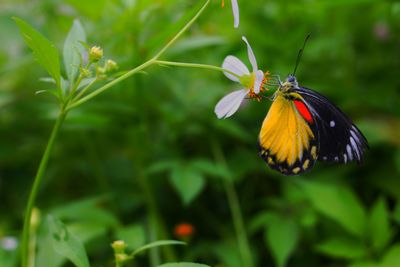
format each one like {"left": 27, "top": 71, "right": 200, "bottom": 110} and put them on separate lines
{"left": 65, "top": 59, "right": 155, "bottom": 111}
{"left": 152, "top": 0, "right": 210, "bottom": 60}
{"left": 71, "top": 77, "right": 98, "bottom": 103}
{"left": 212, "top": 141, "right": 254, "bottom": 267}
{"left": 21, "top": 111, "right": 66, "bottom": 267}
{"left": 154, "top": 60, "right": 240, "bottom": 79}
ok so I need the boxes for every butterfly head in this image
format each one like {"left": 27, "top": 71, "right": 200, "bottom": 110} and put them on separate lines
{"left": 279, "top": 75, "right": 299, "bottom": 93}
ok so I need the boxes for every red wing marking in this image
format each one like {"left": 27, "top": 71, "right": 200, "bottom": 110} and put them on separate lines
{"left": 294, "top": 100, "right": 313, "bottom": 123}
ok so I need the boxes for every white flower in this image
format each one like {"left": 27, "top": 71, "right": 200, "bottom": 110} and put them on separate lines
{"left": 231, "top": 0, "right": 239, "bottom": 28}
{"left": 215, "top": 36, "right": 265, "bottom": 119}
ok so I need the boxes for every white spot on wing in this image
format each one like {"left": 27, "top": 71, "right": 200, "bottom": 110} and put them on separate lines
{"left": 350, "top": 137, "right": 360, "bottom": 160}
{"left": 346, "top": 144, "right": 353, "bottom": 161}
{"left": 330, "top": 120, "right": 335, "bottom": 127}
{"left": 343, "top": 154, "right": 347, "bottom": 163}
{"left": 334, "top": 156, "right": 339, "bottom": 162}
{"left": 350, "top": 128, "right": 360, "bottom": 144}
{"left": 323, "top": 156, "right": 327, "bottom": 160}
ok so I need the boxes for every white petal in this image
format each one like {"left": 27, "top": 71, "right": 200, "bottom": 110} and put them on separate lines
{"left": 242, "top": 36, "right": 257, "bottom": 72}
{"left": 253, "top": 70, "right": 264, "bottom": 94}
{"left": 231, "top": 0, "right": 239, "bottom": 28}
{"left": 222, "top": 55, "right": 250, "bottom": 82}
{"left": 215, "top": 89, "right": 249, "bottom": 119}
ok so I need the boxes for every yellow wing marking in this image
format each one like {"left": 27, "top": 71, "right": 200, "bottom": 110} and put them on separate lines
{"left": 259, "top": 94, "right": 315, "bottom": 167}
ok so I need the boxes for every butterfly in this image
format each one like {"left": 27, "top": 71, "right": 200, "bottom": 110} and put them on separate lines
{"left": 258, "top": 75, "right": 368, "bottom": 175}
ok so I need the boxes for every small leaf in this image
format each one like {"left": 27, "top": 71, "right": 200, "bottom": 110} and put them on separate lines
{"left": 132, "top": 240, "right": 185, "bottom": 257}
{"left": 157, "top": 263, "right": 211, "bottom": 267}
{"left": 191, "top": 159, "right": 230, "bottom": 180}
{"left": 63, "top": 20, "right": 86, "bottom": 85}
{"left": 35, "top": 89, "right": 61, "bottom": 99}
{"left": 13, "top": 17, "right": 61, "bottom": 88}
{"left": 47, "top": 215, "right": 90, "bottom": 267}
{"left": 298, "top": 180, "right": 366, "bottom": 237}
{"left": 265, "top": 216, "right": 299, "bottom": 267}
{"left": 170, "top": 165, "right": 205, "bottom": 205}
{"left": 369, "top": 197, "right": 392, "bottom": 253}
{"left": 315, "top": 237, "right": 366, "bottom": 259}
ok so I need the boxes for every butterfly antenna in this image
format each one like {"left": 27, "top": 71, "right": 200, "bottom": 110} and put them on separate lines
{"left": 292, "top": 34, "right": 311, "bottom": 76}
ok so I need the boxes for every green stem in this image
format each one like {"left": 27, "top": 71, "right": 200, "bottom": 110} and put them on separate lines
{"left": 21, "top": 111, "right": 66, "bottom": 267}
{"left": 71, "top": 77, "right": 98, "bottom": 103}
{"left": 152, "top": 0, "right": 210, "bottom": 60}
{"left": 212, "top": 141, "right": 254, "bottom": 267}
{"left": 154, "top": 60, "right": 240, "bottom": 79}
{"left": 65, "top": 59, "right": 155, "bottom": 111}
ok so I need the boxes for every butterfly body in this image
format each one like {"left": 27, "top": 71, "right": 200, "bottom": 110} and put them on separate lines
{"left": 258, "top": 75, "right": 368, "bottom": 175}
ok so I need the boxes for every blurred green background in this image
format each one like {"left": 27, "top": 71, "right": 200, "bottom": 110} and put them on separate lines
{"left": 1, "top": 0, "right": 400, "bottom": 266}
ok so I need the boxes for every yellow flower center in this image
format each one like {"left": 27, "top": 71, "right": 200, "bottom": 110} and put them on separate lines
{"left": 239, "top": 73, "right": 255, "bottom": 89}
{"left": 241, "top": 71, "right": 271, "bottom": 101}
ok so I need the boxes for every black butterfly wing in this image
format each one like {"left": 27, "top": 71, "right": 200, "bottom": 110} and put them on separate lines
{"left": 295, "top": 87, "right": 368, "bottom": 163}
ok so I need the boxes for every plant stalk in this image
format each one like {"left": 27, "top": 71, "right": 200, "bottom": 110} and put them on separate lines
{"left": 154, "top": 60, "right": 240, "bottom": 79}
{"left": 21, "top": 111, "right": 66, "bottom": 267}
{"left": 212, "top": 141, "right": 254, "bottom": 267}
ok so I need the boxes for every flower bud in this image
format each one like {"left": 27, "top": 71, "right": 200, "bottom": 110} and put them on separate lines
{"left": 115, "top": 253, "right": 131, "bottom": 263}
{"left": 80, "top": 68, "right": 92, "bottom": 78}
{"left": 89, "top": 46, "right": 103, "bottom": 62}
{"left": 111, "top": 240, "right": 127, "bottom": 254}
{"left": 30, "top": 207, "right": 41, "bottom": 229}
{"left": 105, "top": 59, "right": 118, "bottom": 72}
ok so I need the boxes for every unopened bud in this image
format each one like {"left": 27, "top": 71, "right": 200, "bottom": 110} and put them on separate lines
{"left": 115, "top": 253, "right": 131, "bottom": 263}
{"left": 89, "top": 46, "right": 103, "bottom": 62}
{"left": 105, "top": 59, "right": 118, "bottom": 72}
{"left": 30, "top": 207, "right": 41, "bottom": 229}
{"left": 111, "top": 240, "right": 127, "bottom": 254}
{"left": 80, "top": 68, "right": 92, "bottom": 78}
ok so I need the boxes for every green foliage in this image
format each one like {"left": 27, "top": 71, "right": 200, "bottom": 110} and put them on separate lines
{"left": 63, "top": 20, "right": 86, "bottom": 86}
{"left": 298, "top": 179, "right": 367, "bottom": 237}
{"left": 132, "top": 240, "right": 185, "bottom": 257}
{"left": 264, "top": 215, "right": 299, "bottom": 267}
{"left": 368, "top": 197, "right": 392, "bottom": 253}
{"left": 315, "top": 237, "right": 366, "bottom": 260}
{"left": 170, "top": 163, "right": 206, "bottom": 205}
{"left": 13, "top": 17, "right": 61, "bottom": 88}
{"left": 47, "top": 216, "right": 90, "bottom": 267}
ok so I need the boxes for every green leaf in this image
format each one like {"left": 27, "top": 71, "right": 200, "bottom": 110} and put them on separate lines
{"left": 63, "top": 20, "right": 86, "bottom": 85}
{"left": 369, "top": 197, "right": 392, "bottom": 253}
{"left": 13, "top": 17, "right": 61, "bottom": 88}
{"left": 380, "top": 244, "right": 400, "bottom": 267}
{"left": 132, "top": 240, "right": 185, "bottom": 257}
{"left": 170, "top": 165, "right": 205, "bottom": 205}
{"left": 51, "top": 196, "right": 118, "bottom": 227}
{"left": 298, "top": 180, "right": 366, "bottom": 237}
{"left": 212, "top": 241, "right": 242, "bottom": 267}
{"left": 47, "top": 215, "right": 90, "bottom": 267}
{"left": 265, "top": 216, "right": 299, "bottom": 267}
{"left": 191, "top": 159, "right": 230, "bottom": 180}
{"left": 35, "top": 88, "right": 61, "bottom": 99}
{"left": 315, "top": 237, "right": 366, "bottom": 259}
{"left": 157, "top": 263, "right": 211, "bottom": 267}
